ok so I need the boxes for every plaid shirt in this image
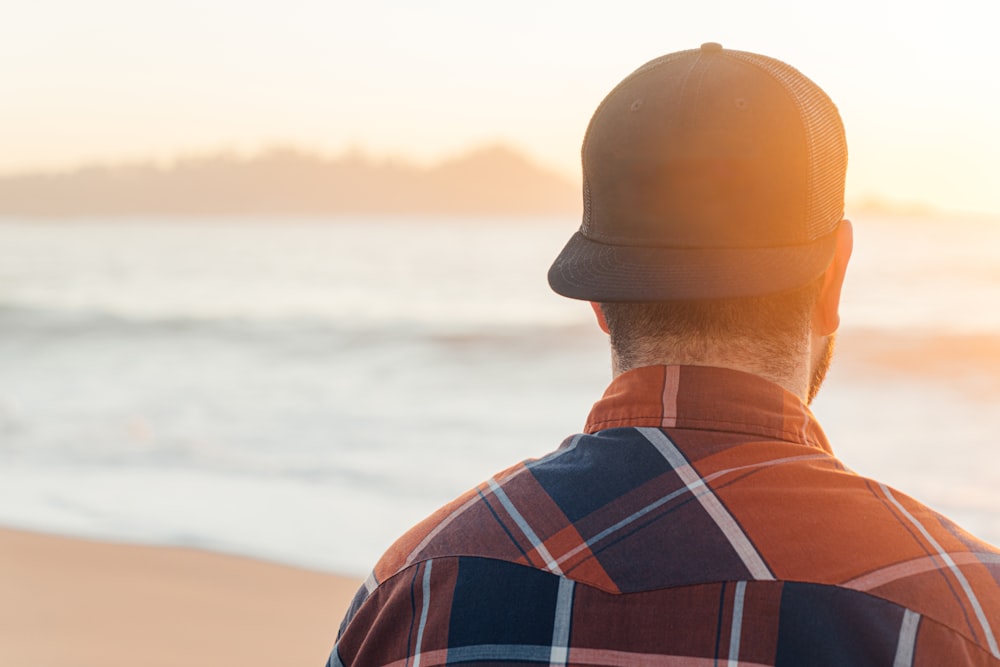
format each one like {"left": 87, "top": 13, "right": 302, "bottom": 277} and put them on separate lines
{"left": 330, "top": 365, "right": 1000, "bottom": 666}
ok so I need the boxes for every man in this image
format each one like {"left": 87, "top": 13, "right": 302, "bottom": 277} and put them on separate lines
{"left": 329, "top": 44, "right": 1000, "bottom": 666}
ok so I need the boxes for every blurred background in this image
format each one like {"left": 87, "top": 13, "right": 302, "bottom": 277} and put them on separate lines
{"left": 1, "top": 0, "right": 999, "bottom": 579}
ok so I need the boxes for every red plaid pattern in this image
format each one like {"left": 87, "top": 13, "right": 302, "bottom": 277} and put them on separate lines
{"left": 330, "top": 365, "right": 1000, "bottom": 666}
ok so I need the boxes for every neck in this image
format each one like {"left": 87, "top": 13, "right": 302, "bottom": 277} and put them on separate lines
{"left": 610, "top": 333, "right": 824, "bottom": 403}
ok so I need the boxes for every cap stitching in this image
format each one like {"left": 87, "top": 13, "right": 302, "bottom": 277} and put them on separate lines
{"left": 579, "top": 225, "right": 840, "bottom": 252}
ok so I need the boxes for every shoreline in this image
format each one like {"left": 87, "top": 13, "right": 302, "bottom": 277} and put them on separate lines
{"left": 0, "top": 527, "right": 359, "bottom": 667}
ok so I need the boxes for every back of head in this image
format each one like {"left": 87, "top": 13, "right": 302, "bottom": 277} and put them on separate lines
{"left": 547, "top": 43, "right": 848, "bottom": 371}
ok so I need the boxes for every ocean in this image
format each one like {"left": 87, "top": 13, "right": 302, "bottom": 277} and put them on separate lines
{"left": 1, "top": 214, "right": 998, "bottom": 576}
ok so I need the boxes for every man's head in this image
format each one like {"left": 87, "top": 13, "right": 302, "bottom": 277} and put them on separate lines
{"left": 547, "top": 43, "right": 852, "bottom": 401}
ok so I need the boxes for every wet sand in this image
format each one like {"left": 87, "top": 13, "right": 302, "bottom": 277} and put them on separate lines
{"left": 0, "top": 528, "right": 359, "bottom": 667}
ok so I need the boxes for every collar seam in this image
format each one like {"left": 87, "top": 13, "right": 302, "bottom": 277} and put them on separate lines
{"left": 585, "top": 417, "right": 817, "bottom": 446}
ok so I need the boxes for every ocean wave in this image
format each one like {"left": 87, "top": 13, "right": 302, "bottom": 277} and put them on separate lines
{"left": 0, "top": 302, "right": 599, "bottom": 346}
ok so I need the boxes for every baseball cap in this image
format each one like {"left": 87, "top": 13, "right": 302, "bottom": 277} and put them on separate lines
{"left": 547, "top": 42, "right": 848, "bottom": 302}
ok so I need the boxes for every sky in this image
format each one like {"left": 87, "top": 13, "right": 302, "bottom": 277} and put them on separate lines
{"left": 2, "top": 0, "right": 998, "bottom": 215}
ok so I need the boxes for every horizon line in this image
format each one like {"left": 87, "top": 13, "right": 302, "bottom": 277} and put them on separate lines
{"left": 0, "top": 141, "right": 579, "bottom": 180}
{"left": 0, "top": 142, "right": 993, "bottom": 220}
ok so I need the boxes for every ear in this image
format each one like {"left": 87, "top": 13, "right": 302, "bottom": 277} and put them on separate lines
{"left": 590, "top": 302, "right": 610, "bottom": 335}
{"left": 813, "top": 219, "right": 853, "bottom": 336}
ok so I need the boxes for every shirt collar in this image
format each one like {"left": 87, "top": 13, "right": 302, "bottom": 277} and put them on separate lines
{"left": 584, "top": 365, "right": 832, "bottom": 454}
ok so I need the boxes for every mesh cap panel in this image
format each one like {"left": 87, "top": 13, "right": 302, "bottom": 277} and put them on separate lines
{"left": 729, "top": 51, "right": 848, "bottom": 240}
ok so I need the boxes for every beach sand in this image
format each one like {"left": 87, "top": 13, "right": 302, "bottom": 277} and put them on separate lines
{"left": 0, "top": 528, "right": 359, "bottom": 667}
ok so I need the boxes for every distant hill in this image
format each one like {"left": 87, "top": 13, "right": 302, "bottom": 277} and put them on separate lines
{"left": 0, "top": 145, "right": 580, "bottom": 217}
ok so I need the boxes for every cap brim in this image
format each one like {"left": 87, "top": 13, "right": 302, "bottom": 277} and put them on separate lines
{"left": 547, "top": 228, "right": 839, "bottom": 302}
